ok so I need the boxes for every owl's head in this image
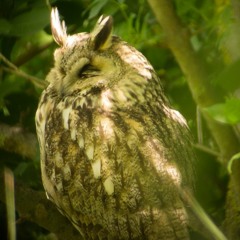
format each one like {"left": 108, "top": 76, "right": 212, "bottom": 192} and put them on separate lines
{"left": 47, "top": 8, "right": 155, "bottom": 101}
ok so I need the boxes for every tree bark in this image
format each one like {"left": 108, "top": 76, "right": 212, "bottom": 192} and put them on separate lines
{"left": 0, "top": 123, "right": 38, "bottom": 160}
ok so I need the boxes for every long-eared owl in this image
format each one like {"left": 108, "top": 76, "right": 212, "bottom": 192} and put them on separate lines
{"left": 35, "top": 8, "right": 195, "bottom": 240}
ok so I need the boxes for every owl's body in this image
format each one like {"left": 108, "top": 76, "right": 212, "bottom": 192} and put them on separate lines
{"left": 36, "top": 9, "right": 194, "bottom": 239}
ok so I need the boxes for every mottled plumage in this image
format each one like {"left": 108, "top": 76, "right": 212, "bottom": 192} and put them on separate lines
{"left": 36, "top": 8, "right": 195, "bottom": 239}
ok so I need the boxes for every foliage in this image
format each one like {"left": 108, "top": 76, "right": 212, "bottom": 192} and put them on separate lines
{"left": 0, "top": 0, "right": 240, "bottom": 239}
{"left": 205, "top": 98, "right": 240, "bottom": 125}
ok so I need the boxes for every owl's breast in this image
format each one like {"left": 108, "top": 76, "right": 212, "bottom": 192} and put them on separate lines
{"left": 37, "top": 90, "right": 115, "bottom": 202}
{"left": 36, "top": 83, "right": 192, "bottom": 239}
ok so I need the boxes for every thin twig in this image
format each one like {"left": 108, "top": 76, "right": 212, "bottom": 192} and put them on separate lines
{"left": 0, "top": 53, "right": 48, "bottom": 89}
{"left": 197, "top": 106, "right": 203, "bottom": 145}
{"left": 0, "top": 53, "right": 18, "bottom": 70}
{"left": 14, "top": 41, "right": 53, "bottom": 67}
{"left": 181, "top": 189, "right": 228, "bottom": 240}
{"left": 194, "top": 143, "right": 220, "bottom": 157}
{"left": 4, "top": 168, "right": 16, "bottom": 240}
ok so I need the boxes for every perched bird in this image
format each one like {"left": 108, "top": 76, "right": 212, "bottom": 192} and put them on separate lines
{"left": 35, "top": 8, "right": 195, "bottom": 239}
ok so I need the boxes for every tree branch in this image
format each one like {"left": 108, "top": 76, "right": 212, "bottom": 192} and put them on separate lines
{"left": 14, "top": 42, "right": 52, "bottom": 67}
{"left": 0, "top": 172, "right": 81, "bottom": 240}
{"left": 0, "top": 123, "right": 38, "bottom": 160}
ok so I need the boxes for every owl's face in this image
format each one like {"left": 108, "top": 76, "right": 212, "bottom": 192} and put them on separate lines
{"left": 47, "top": 9, "right": 155, "bottom": 105}
{"left": 49, "top": 33, "right": 121, "bottom": 96}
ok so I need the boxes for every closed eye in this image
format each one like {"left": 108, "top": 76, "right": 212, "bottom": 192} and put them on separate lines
{"left": 77, "top": 64, "right": 99, "bottom": 78}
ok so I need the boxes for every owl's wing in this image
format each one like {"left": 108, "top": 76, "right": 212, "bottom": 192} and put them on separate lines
{"left": 82, "top": 100, "right": 193, "bottom": 239}
{"left": 96, "top": 105, "right": 194, "bottom": 239}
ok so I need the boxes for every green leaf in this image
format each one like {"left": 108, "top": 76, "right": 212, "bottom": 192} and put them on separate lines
{"left": 191, "top": 35, "right": 202, "bottom": 51}
{"left": 87, "top": 0, "right": 109, "bottom": 19}
{"left": 9, "top": 7, "right": 49, "bottom": 36}
{"left": 204, "top": 103, "right": 227, "bottom": 123}
{"left": 204, "top": 98, "right": 240, "bottom": 124}
{"left": 215, "top": 59, "right": 240, "bottom": 91}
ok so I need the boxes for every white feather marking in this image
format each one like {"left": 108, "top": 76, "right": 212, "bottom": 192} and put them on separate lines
{"left": 165, "top": 165, "right": 181, "bottom": 185}
{"left": 100, "top": 118, "right": 114, "bottom": 138}
{"left": 38, "top": 115, "right": 46, "bottom": 138}
{"left": 62, "top": 107, "right": 72, "bottom": 130}
{"left": 91, "top": 159, "right": 101, "bottom": 178}
{"left": 78, "top": 136, "right": 84, "bottom": 148}
{"left": 71, "top": 128, "right": 77, "bottom": 141}
{"left": 78, "top": 98, "right": 86, "bottom": 108}
{"left": 116, "top": 89, "right": 127, "bottom": 102}
{"left": 101, "top": 90, "right": 112, "bottom": 110}
{"left": 62, "top": 164, "right": 71, "bottom": 181}
{"left": 45, "top": 192, "right": 50, "bottom": 200}
{"left": 86, "top": 145, "right": 94, "bottom": 160}
{"left": 170, "top": 109, "right": 187, "bottom": 127}
{"left": 98, "top": 15, "right": 110, "bottom": 26}
{"left": 38, "top": 100, "right": 52, "bottom": 134}
{"left": 103, "top": 176, "right": 114, "bottom": 195}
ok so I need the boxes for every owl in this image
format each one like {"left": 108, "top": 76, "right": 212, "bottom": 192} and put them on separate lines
{"left": 35, "top": 8, "right": 195, "bottom": 240}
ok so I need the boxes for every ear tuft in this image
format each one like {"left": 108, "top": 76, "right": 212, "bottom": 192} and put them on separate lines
{"left": 51, "top": 8, "right": 67, "bottom": 46}
{"left": 91, "top": 15, "right": 113, "bottom": 50}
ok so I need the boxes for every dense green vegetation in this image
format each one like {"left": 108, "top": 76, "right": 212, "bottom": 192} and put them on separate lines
{"left": 0, "top": 0, "right": 240, "bottom": 239}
